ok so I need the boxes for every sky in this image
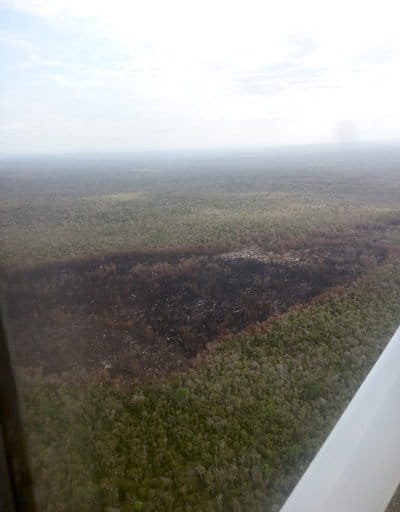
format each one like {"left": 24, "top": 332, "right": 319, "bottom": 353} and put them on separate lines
{"left": 1, "top": 0, "right": 400, "bottom": 155}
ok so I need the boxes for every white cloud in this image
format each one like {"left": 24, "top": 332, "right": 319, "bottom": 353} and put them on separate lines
{"left": 2, "top": 0, "right": 400, "bottom": 153}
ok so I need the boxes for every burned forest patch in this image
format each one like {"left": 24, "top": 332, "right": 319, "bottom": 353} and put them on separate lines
{"left": 2, "top": 236, "right": 392, "bottom": 380}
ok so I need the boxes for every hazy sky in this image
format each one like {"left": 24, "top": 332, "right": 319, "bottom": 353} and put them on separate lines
{"left": 1, "top": 0, "right": 400, "bottom": 154}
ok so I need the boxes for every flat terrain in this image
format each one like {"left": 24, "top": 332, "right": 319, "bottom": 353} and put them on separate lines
{"left": 3, "top": 232, "right": 393, "bottom": 379}
{"left": 1, "top": 144, "right": 400, "bottom": 511}
{"left": 2, "top": 145, "right": 400, "bottom": 270}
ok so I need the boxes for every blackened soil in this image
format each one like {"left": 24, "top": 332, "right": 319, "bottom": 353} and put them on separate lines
{"left": 2, "top": 239, "right": 390, "bottom": 379}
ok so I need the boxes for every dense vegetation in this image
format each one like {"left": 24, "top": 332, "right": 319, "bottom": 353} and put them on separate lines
{"left": 2, "top": 147, "right": 400, "bottom": 270}
{"left": 1, "top": 147, "right": 400, "bottom": 510}
{"left": 17, "top": 260, "right": 400, "bottom": 510}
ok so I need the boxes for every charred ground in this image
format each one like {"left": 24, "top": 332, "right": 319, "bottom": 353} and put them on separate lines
{"left": 3, "top": 151, "right": 400, "bottom": 511}
{"left": 3, "top": 231, "right": 392, "bottom": 379}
